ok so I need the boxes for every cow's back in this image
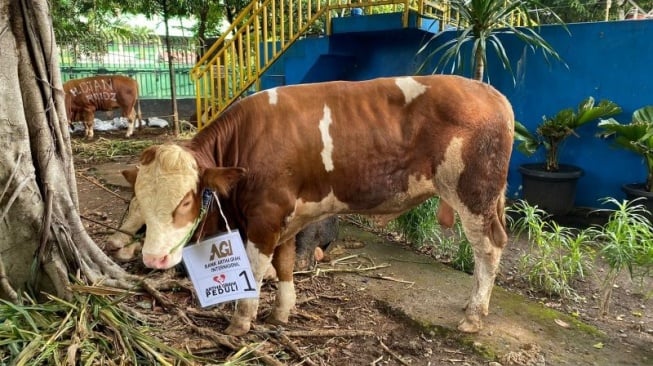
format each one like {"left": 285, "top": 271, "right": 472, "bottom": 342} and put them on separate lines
{"left": 213, "top": 75, "right": 513, "bottom": 223}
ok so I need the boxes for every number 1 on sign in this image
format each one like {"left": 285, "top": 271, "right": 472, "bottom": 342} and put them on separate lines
{"left": 239, "top": 270, "right": 256, "bottom": 291}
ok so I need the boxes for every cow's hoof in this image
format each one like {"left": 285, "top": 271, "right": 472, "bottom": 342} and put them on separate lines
{"left": 265, "top": 314, "right": 288, "bottom": 326}
{"left": 457, "top": 317, "right": 482, "bottom": 333}
{"left": 267, "top": 308, "right": 290, "bottom": 325}
{"left": 106, "top": 232, "right": 130, "bottom": 250}
{"left": 225, "top": 322, "right": 251, "bottom": 336}
{"left": 112, "top": 242, "right": 142, "bottom": 262}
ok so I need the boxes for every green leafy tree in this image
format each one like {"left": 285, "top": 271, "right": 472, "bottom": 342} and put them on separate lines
{"left": 419, "top": 0, "right": 567, "bottom": 82}
{"left": 538, "top": 0, "right": 653, "bottom": 22}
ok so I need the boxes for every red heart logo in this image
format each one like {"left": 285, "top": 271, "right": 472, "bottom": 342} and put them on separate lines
{"left": 213, "top": 274, "right": 226, "bottom": 284}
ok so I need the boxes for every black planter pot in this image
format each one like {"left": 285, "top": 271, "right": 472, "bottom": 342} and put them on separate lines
{"left": 621, "top": 183, "right": 653, "bottom": 214}
{"left": 518, "top": 163, "right": 584, "bottom": 216}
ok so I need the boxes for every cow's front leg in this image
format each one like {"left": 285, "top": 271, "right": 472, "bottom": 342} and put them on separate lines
{"left": 225, "top": 239, "right": 273, "bottom": 336}
{"left": 107, "top": 196, "right": 144, "bottom": 261}
{"left": 457, "top": 214, "right": 506, "bottom": 333}
{"left": 268, "top": 238, "right": 296, "bottom": 324}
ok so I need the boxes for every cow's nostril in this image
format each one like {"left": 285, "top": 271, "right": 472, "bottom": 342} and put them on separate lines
{"left": 158, "top": 255, "right": 170, "bottom": 268}
{"left": 143, "top": 254, "right": 171, "bottom": 269}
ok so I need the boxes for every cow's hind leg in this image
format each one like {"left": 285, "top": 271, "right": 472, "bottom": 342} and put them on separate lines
{"left": 456, "top": 202, "right": 507, "bottom": 333}
{"left": 125, "top": 109, "right": 136, "bottom": 138}
{"left": 225, "top": 239, "right": 273, "bottom": 336}
{"left": 268, "top": 238, "right": 296, "bottom": 325}
{"left": 83, "top": 110, "right": 94, "bottom": 139}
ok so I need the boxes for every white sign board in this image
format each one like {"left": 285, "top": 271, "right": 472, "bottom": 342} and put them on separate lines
{"left": 182, "top": 230, "right": 258, "bottom": 307}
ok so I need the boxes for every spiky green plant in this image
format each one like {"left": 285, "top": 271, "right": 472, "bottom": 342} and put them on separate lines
{"left": 418, "top": 0, "right": 566, "bottom": 82}
{"left": 589, "top": 197, "right": 653, "bottom": 316}
{"left": 509, "top": 200, "right": 594, "bottom": 299}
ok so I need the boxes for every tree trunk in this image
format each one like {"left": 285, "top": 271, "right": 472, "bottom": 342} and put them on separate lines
{"left": 0, "top": 0, "right": 133, "bottom": 302}
{"left": 473, "top": 45, "right": 485, "bottom": 81}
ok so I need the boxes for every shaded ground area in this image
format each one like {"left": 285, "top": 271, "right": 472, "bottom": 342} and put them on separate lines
{"left": 74, "top": 128, "right": 653, "bottom": 365}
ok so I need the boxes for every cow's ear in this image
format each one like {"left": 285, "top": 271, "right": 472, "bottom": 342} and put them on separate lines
{"left": 121, "top": 168, "right": 138, "bottom": 187}
{"left": 201, "top": 167, "right": 246, "bottom": 196}
{"left": 140, "top": 146, "right": 159, "bottom": 165}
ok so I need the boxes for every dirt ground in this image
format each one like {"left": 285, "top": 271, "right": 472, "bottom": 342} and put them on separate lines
{"left": 73, "top": 127, "right": 653, "bottom": 365}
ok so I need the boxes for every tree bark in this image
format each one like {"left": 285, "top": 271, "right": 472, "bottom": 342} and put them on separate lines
{"left": 0, "top": 0, "right": 133, "bottom": 302}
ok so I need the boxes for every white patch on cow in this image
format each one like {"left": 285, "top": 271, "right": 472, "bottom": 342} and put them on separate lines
{"left": 246, "top": 240, "right": 273, "bottom": 286}
{"left": 280, "top": 191, "right": 348, "bottom": 243}
{"left": 268, "top": 88, "right": 278, "bottom": 105}
{"left": 271, "top": 281, "right": 296, "bottom": 323}
{"left": 395, "top": 77, "right": 428, "bottom": 105}
{"left": 434, "top": 136, "right": 483, "bottom": 228}
{"left": 319, "top": 104, "right": 335, "bottom": 172}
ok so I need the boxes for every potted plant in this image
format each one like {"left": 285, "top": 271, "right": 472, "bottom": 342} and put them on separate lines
{"left": 514, "top": 97, "right": 621, "bottom": 215}
{"left": 597, "top": 106, "right": 653, "bottom": 212}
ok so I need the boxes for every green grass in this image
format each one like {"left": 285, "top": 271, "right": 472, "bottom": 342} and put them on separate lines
{"left": 391, "top": 198, "right": 475, "bottom": 273}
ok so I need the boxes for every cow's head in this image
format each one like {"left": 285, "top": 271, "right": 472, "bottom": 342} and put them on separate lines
{"left": 122, "top": 144, "right": 245, "bottom": 269}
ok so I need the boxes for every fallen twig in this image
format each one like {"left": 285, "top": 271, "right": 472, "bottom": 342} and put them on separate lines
{"left": 370, "top": 274, "right": 415, "bottom": 287}
{"left": 283, "top": 329, "right": 374, "bottom": 337}
{"left": 76, "top": 172, "right": 130, "bottom": 203}
{"left": 294, "top": 262, "right": 390, "bottom": 276}
{"left": 378, "top": 338, "right": 410, "bottom": 366}
{"left": 276, "top": 332, "right": 318, "bottom": 366}
{"left": 80, "top": 214, "right": 135, "bottom": 236}
{"left": 389, "top": 257, "right": 435, "bottom": 265}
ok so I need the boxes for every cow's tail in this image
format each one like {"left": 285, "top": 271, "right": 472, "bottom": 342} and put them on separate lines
{"left": 490, "top": 188, "right": 508, "bottom": 249}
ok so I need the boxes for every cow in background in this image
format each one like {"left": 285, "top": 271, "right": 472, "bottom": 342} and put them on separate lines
{"left": 64, "top": 75, "right": 142, "bottom": 139}
{"left": 120, "top": 75, "right": 514, "bottom": 336}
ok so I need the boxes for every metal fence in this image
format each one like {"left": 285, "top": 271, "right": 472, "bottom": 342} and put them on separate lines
{"left": 58, "top": 36, "right": 198, "bottom": 99}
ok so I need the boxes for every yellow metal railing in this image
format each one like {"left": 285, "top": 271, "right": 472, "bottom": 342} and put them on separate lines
{"left": 191, "top": 0, "right": 526, "bottom": 128}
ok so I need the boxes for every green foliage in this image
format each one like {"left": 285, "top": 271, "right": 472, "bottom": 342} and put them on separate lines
{"left": 451, "top": 238, "right": 474, "bottom": 274}
{"left": 514, "top": 97, "right": 621, "bottom": 171}
{"left": 418, "top": 0, "right": 566, "bottom": 82}
{"left": 589, "top": 197, "right": 653, "bottom": 315}
{"left": 0, "top": 287, "right": 206, "bottom": 365}
{"left": 391, "top": 198, "right": 474, "bottom": 272}
{"left": 508, "top": 200, "right": 595, "bottom": 299}
{"left": 538, "top": 0, "right": 653, "bottom": 22}
{"left": 598, "top": 105, "right": 653, "bottom": 191}
{"left": 392, "top": 198, "right": 441, "bottom": 247}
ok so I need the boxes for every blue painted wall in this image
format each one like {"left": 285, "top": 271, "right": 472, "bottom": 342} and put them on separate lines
{"left": 261, "top": 14, "right": 653, "bottom": 208}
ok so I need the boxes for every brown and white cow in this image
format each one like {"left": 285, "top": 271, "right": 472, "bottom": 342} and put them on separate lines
{"left": 64, "top": 75, "right": 141, "bottom": 139}
{"left": 121, "top": 75, "right": 515, "bottom": 336}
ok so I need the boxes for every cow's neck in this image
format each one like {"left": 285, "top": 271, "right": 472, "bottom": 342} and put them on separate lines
{"left": 189, "top": 105, "right": 243, "bottom": 170}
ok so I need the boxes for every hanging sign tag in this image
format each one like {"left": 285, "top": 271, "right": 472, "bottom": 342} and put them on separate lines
{"left": 182, "top": 229, "right": 258, "bottom": 308}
